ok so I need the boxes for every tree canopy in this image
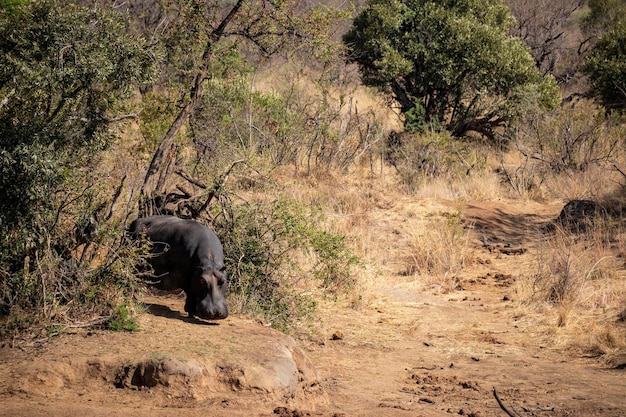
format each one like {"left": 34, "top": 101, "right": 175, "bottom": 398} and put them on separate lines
{"left": 581, "top": 0, "right": 626, "bottom": 112}
{"left": 343, "top": 0, "right": 560, "bottom": 140}
{"left": 0, "top": 0, "right": 156, "bottom": 241}
{"left": 583, "top": 21, "right": 626, "bottom": 112}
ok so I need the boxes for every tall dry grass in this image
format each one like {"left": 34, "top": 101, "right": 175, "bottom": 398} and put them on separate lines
{"left": 514, "top": 221, "right": 626, "bottom": 358}
{"left": 413, "top": 170, "right": 504, "bottom": 201}
{"left": 503, "top": 104, "right": 626, "bottom": 203}
{"left": 400, "top": 211, "right": 476, "bottom": 293}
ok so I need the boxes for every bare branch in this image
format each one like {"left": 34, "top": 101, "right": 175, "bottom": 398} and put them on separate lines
{"left": 105, "top": 173, "right": 127, "bottom": 222}
{"left": 106, "top": 113, "right": 138, "bottom": 123}
{"left": 175, "top": 168, "right": 208, "bottom": 189}
{"left": 493, "top": 387, "right": 524, "bottom": 417}
{"left": 191, "top": 159, "right": 246, "bottom": 219}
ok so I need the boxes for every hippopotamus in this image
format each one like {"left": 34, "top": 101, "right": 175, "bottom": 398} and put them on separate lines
{"left": 128, "top": 215, "right": 228, "bottom": 320}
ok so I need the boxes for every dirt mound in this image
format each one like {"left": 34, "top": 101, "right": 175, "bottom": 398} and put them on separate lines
{"left": 0, "top": 296, "right": 326, "bottom": 416}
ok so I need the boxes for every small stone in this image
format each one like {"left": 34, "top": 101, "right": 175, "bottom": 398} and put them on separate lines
{"left": 331, "top": 331, "right": 344, "bottom": 341}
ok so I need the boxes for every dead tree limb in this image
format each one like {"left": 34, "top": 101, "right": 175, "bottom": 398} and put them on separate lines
{"left": 191, "top": 159, "right": 245, "bottom": 219}
{"left": 141, "top": 0, "right": 244, "bottom": 198}
{"left": 175, "top": 168, "right": 208, "bottom": 189}
{"left": 493, "top": 387, "right": 524, "bottom": 417}
{"left": 155, "top": 143, "right": 178, "bottom": 195}
{"left": 175, "top": 183, "right": 194, "bottom": 199}
{"left": 105, "top": 173, "right": 127, "bottom": 222}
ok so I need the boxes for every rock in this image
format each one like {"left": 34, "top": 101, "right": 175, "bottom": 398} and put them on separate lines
{"left": 114, "top": 357, "right": 203, "bottom": 388}
{"left": 549, "top": 199, "right": 607, "bottom": 233}
{"left": 330, "top": 331, "right": 344, "bottom": 341}
{"left": 13, "top": 324, "right": 321, "bottom": 407}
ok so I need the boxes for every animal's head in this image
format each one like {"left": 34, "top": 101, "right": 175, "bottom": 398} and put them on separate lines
{"left": 185, "top": 262, "right": 229, "bottom": 320}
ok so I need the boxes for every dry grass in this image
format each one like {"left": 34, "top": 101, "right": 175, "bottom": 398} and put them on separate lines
{"left": 542, "top": 164, "right": 625, "bottom": 202}
{"left": 236, "top": 123, "right": 626, "bottom": 352}
{"left": 281, "top": 140, "right": 626, "bottom": 356}
{"left": 414, "top": 170, "right": 504, "bottom": 201}
{"left": 401, "top": 212, "right": 476, "bottom": 293}
{"left": 514, "top": 221, "right": 626, "bottom": 358}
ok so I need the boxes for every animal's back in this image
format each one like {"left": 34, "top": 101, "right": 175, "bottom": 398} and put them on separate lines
{"left": 129, "top": 215, "right": 223, "bottom": 265}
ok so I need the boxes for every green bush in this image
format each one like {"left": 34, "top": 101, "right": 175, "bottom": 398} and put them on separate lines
{"left": 0, "top": 218, "right": 145, "bottom": 339}
{"left": 0, "top": 1, "right": 155, "bottom": 338}
{"left": 309, "top": 229, "right": 359, "bottom": 293}
{"left": 108, "top": 304, "right": 140, "bottom": 332}
{"left": 583, "top": 22, "right": 626, "bottom": 112}
{"left": 214, "top": 197, "right": 358, "bottom": 332}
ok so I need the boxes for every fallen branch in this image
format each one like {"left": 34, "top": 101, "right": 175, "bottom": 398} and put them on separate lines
{"left": 191, "top": 159, "right": 246, "bottom": 219}
{"left": 493, "top": 387, "right": 523, "bottom": 417}
{"left": 28, "top": 315, "right": 113, "bottom": 346}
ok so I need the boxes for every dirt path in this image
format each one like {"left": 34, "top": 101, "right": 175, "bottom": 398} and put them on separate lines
{"left": 1, "top": 198, "right": 625, "bottom": 416}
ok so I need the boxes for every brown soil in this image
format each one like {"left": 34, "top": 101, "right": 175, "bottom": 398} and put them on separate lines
{"left": 1, "top": 196, "right": 625, "bottom": 417}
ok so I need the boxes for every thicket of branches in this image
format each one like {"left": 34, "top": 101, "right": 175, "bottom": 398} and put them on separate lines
{"left": 1, "top": 0, "right": 625, "bottom": 338}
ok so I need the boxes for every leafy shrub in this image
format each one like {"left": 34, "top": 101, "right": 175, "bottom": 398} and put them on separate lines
{"left": 191, "top": 76, "right": 307, "bottom": 170}
{"left": 0, "top": 215, "right": 145, "bottom": 339}
{"left": 214, "top": 197, "right": 358, "bottom": 332}
{"left": 108, "top": 304, "right": 140, "bottom": 332}
{"left": 0, "top": 0, "right": 155, "bottom": 338}
{"left": 0, "top": 1, "right": 155, "bottom": 233}
{"left": 137, "top": 91, "right": 181, "bottom": 153}
{"left": 583, "top": 21, "right": 626, "bottom": 112}
{"left": 309, "top": 229, "right": 359, "bottom": 293}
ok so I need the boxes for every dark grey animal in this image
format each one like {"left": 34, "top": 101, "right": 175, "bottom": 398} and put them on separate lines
{"left": 128, "top": 215, "right": 228, "bottom": 320}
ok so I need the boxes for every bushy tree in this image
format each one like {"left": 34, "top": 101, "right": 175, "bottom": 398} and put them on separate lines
{"left": 0, "top": 1, "right": 155, "bottom": 232}
{"left": 582, "top": 1, "right": 626, "bottom": 112}
{"left": 583, "top": 22, "right": 626, "bottom": 112}
{"left": 0, "top": 0, "right": 156, "bottom": 320}
{"left": 343, "top": 0, "right": 560, "bottom": 140}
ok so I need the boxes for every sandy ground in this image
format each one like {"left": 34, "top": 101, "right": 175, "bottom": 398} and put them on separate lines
{"left": 1, "top": 196, "right": 625, "bottom": 416}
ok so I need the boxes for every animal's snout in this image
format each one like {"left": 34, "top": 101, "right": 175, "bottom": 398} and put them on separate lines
{"left": 196, "top": 296, "right": 229, "bottom": 320}
{"left": 197, "top": 306, "right": 229, "bottom": 320}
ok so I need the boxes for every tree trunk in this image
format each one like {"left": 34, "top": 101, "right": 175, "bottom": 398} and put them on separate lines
{"left": 140, "top": 0, "right": 245, "bottom": 207}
